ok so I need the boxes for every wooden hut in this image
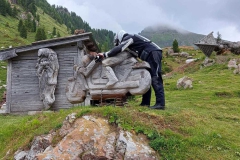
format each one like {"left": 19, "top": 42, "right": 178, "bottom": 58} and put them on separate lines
{"left": 0, "top": 32, "right": 99, "bottom": 113}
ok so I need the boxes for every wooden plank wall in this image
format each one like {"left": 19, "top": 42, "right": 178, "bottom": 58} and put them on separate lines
{"left": 9, "top": 43, "right": 80, "bottom": 113}
{"left": 51, "top": 44, "right": 78, "bottom": 110}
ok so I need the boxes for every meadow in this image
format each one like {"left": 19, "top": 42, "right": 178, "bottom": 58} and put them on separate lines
{"left": 0, "top": 47, "right": 240, "bottom": 159}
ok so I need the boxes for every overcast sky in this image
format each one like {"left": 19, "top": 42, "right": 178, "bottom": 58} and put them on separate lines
{"left": 47, "top": 0, "right": 240, "bottom": 42}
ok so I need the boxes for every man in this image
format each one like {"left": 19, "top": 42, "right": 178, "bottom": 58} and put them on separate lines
{"left": 97, "top": 30, "right": 165, "bottom": 110}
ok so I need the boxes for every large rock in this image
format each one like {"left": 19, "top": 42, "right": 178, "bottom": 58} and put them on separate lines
{"left": 177, "top": 76, "right": 193, "bottom": 89}
{"left": 202, "top": 57, "right": 215, "bottom": 67}
{"left": 15, "top": 114, "right": 158, "bottom": 159}
{"left": 233, "top": 64, "right": 240, "bottom": 74}
{"left": 179, "top": 52, "right": 189, "bottom": 58}
{"left": 227, "top": 59, "right": 238, "bottom": 69}
{"left": 227, "top": 59, "right": 240, "bottom": 74}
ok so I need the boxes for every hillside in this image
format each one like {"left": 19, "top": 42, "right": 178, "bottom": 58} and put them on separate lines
{"left": 140, "top": 25, "right": 206, "bottom": 48}
{"left": 0, "top": 8, "right": 69, "bottom": 49}
{"left": 0, "top": 0, "right": 114, "bottom": 52}
{"left": 1, "top": 47, "right": 240, "bottom": 159}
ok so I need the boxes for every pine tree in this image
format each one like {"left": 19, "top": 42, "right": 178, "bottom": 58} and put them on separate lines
{"left": 25, "top": 14, "right": 32, "bottom": 31}
{"left": 12, "top": 6, "right": 18, "bottom": 18}
{"left": 216, "top": 31, "right": 222, "bottom": 44}
{"left": 0, "top": 0, "right": 7, "bottom": 16}
{"left": 36, "top": 14, "right": 40, "bottom": 22}
{"left": 57, "top": 31, "right": 60, "bottom": 37}
{"left": 172, "top": 39, "right": 180, "bottom": 53}
{"left": 35, "top": 28, "right": 42, "bottom": 41}
{"left": 52, "top": 27, "right": 56, "bottom": 36}
{"left": 32, "top": 20, "right": 36, "bottom": 32}
{"left": 6, "top": 2, "right": 12, "bottom": 16}
{"left": 18, "top": 20, "right": 23, "bottom": 32}
{"left": 41, "top": 28, "right": 47, "bottom": 40}
{"left": 20, "top": 25, "right": 27, "bottom": 39}
{"left": 35, "top": 28, "right": 47, "bottom": 41}
{"left": 28, "top": 1, "right": 37, "bottom": 17}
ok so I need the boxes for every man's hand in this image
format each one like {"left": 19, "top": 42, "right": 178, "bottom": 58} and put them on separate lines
{"left": 97, "top": 53, "right": 104, "bottom": 58}
{"left": 95, "top": 53, "right": 105, "bottom": 63}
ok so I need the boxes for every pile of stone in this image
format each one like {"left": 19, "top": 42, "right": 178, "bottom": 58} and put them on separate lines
{"left": 216, "top": 41, "right": 240, "bottom": 55}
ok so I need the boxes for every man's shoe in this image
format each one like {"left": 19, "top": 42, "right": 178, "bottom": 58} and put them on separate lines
{"left": 150, "top": 104, "right": 165, "bottom": 110}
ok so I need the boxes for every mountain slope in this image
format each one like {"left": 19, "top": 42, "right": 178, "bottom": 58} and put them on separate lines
{"left": 140, "top": 25, "right": 206, "bottom": 48}
{"left": 0, "top": 8, "right": 69, "bottom": 49}
{"left": 0, "top": 0, "right": 114, "bottom": 51}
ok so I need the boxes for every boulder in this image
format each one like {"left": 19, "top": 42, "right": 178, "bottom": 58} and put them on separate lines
{"left": 202, "top": 57, "right": 215, "bottom": 67}
{"left": 167, "top": 48, "right": 174, "bottom": 55}
{"left": 228, "top": 59, "right": 238, "bottom": 69}
{"left": 186, "top": 59, "right": 196, "bottom": 64}
{"left": 233, "top": 64, "right": 240, "bottom": 74}
{"left": 14, "top": 151, "right": 28, "bottom": 160}
{"left": 180, "top": 52, "right": 189, "bottom": 58}
{"left": 15, "top": 114, "right": 159, "bottom": 160}
{"left": 177, "top": 76, "right": 193, "bottom": 89}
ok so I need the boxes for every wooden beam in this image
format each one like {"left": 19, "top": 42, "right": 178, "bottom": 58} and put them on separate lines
{"left": 17, "top": 36, "right": 90, "bottom": 53}
{"left": 6, "top": 59, "right": 12, "bottom": 113}
{"left": 0, "top": 49, "right": 17, "bottom": 60}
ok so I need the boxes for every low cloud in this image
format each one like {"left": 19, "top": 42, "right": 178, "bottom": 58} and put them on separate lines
{"left": 47, "top": 0, "right": 240, "bottom": 42}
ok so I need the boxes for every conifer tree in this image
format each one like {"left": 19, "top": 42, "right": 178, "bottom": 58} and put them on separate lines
{"left": 216, "top": 31, "right": 222, "bottom": 44}
{"left": 0, "top": 0, "right": 7, "bottom": 16}
{"left": 35, "top": 28, "right": 47, "bottom": 41}
{"left": 25, "top": 14, "right": 32, "bottom": 31}
{"left": 20, "top": 25, "right": 27, "bottom": 39}
{"left": 36, "top": 14, "right": 40, "bottom": 22}
{"left": 32, "top": 20, "right": 36, "bottom": 32}
{"left": 35, "top": 28, "right": 42, "bottom": 41}
{"left": 6, "top": 2, "right": 12, "bottom": 16}
{"left": 172, "top": 39, "right": 180, "bottom": 53}
{"left": 18, "top": 20, "right": 23, "bottom": 32}
{"left": 12, "top": 6, "right": 18, "bottom": 18}
{"left": 52, "top": 27, "right": 56, "bottom": 36}
{"left": 57, "top": 31, "right": 60, "bottom": 37}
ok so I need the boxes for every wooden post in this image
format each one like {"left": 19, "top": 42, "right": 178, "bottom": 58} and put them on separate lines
{"left": 6, "top": 59, "right": 12, "bottom": 113}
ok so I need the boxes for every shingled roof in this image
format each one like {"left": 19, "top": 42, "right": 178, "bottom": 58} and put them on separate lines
{"left": 0, "top": 32, "right": 99, "bottom": 61}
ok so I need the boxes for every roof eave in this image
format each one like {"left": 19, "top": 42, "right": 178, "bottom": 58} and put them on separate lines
{"left": 0, "top": 32, "right": 99, "bottom": 61}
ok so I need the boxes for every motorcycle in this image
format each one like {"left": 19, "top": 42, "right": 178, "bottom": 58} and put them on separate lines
{"left": 65, "top": 51, "right": 151, "bottom": 105}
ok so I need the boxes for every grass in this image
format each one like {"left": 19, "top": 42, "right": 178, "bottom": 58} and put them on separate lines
{"left": 1, "top": 50, "right": 240, "bottom": 159}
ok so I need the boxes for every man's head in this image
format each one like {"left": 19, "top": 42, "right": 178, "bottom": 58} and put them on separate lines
{"left": 114, "top": 30, "right": 127, "bottom": 46}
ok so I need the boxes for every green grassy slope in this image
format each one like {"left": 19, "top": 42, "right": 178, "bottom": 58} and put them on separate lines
{"left": 0, "top": 7, "right": 69, "bottom": 49}
{"left": 0, "top": 48, "right": 240, "bottom": 159}
{"left": 0, "top": 14, "right": 27, "bottom": 48}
